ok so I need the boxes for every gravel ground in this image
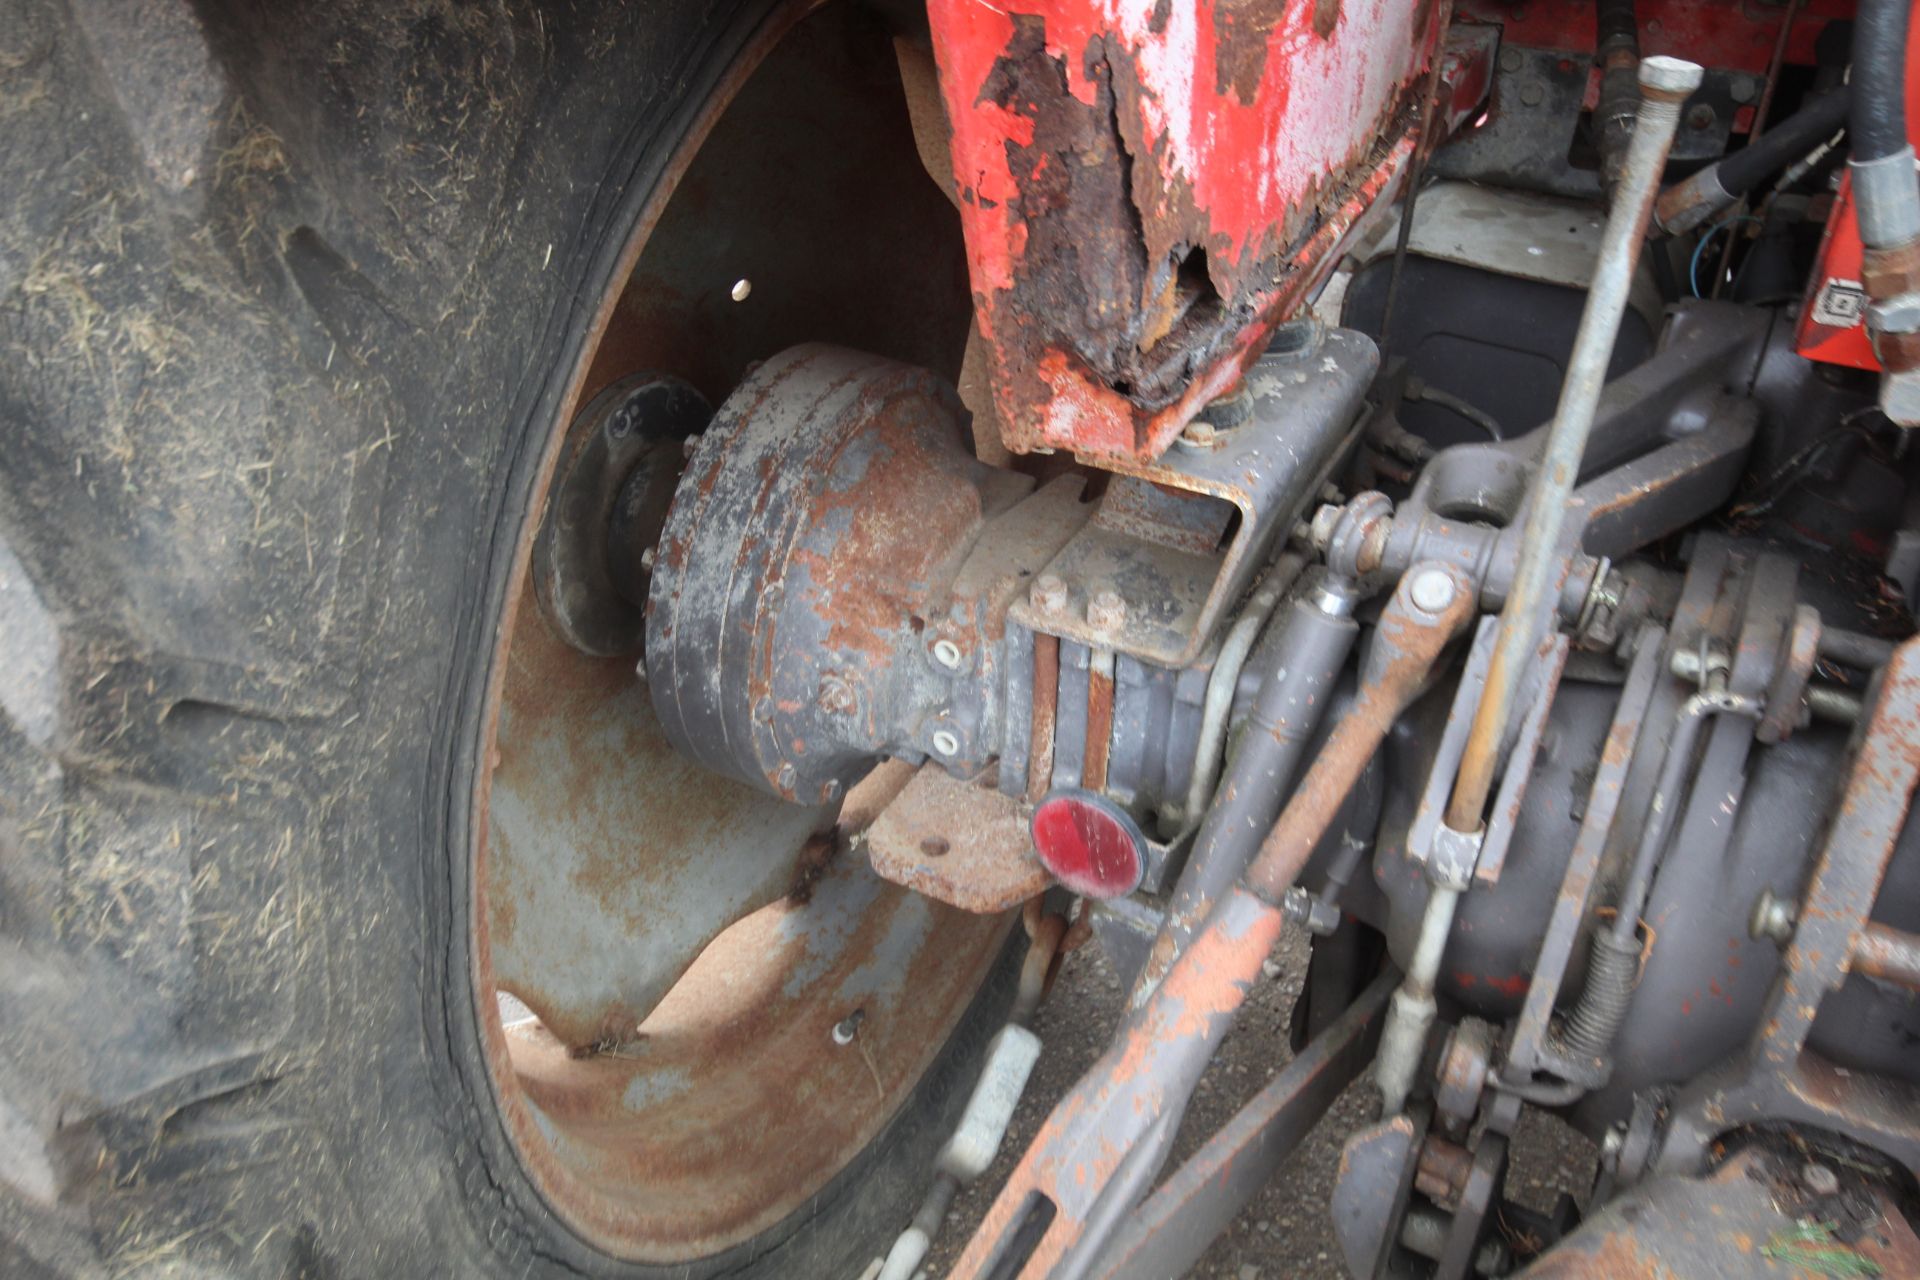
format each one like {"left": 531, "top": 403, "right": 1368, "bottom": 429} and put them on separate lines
{"left": 927, "top": 929, "right": 1597, "bottom": 1279}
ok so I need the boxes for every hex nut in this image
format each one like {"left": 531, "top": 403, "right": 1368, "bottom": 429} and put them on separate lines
{"left": 1087, "top": 589, "right": 1127, "bottom": 631}
{"left": 1882, "top": 367, "right": 1920, "bottom": 428}
{"left": 1031, "top": 573, "right": 1069, "bottom": 614}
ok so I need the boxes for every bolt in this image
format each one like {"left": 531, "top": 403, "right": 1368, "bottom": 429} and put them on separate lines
{"left": 1267, "top": 318, "right": 1319, "bottom": 356}
{"left": 815, "top": 675, "right": 856, "bottom": 716}
{"left": 1750, "top": 888, "right": 1797, "bottom": 944}
{"left": 1686, "top": 104, "right": 1715, "bottom": 132}
{"left": 1600, "top": 1124, "right": 1627, "bottom": 1161}
{"left": 1730, "top": 74, "right": 1758, "bottom": 105}
{"left": 1031, "top": 573, "right": 1068, "bottom": 615}
{"left": 1802, "top": 1162, "right": 1840, "bottom": 1196}
{"left": 820, "top": 778, "right": 844, "bottom": 804}
{"left": 1639, "top": 55, "right": 1705, "bottom": 99}
{"left": 1409, "top": 568, "right": 1457, "bottom": 614}
{"left": 831, "top": 1008, "right": 865, "bottom": 1045}
{"left": 931, "top": 729, "right": 960, "bottom": 757}
{"left": 1882, "top": 367, "right": 1920, "bottom": 427}
{"left": 1499, "top": 47, "right": 1523, "bottom": 73}
{"left": 752, "top": 696, "right": 774, "bottom": 724}
{"left": 1308, "top": 503, "right": 1343, "bottom": 551}
{"left": 1519, "top": 81, "right": 1545, "bottom": 108}
{"left": 730, "top": 277, "right": 752, "bottom": 302}
{"left": 681, "top": 434, "right": 704, "bottom": 459}
{"left": 640, "top": 546, "right": 657, "bottom": 573}
{"left": 1087, "top": 589, "right": 1127, "bottom": 631}
{"left": 776, "top": 762, "right": 797, "bottom": 792}
{"left": 932, "top": 638, "right": 963, "bottom": 670}
{"left": 1179, "top": 420, "right": 1220, "bottom": 449}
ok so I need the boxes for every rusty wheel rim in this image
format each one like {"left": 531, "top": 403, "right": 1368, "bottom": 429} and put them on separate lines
{"left": 464, "top": 3, "right": 1005, "bottom": 1263}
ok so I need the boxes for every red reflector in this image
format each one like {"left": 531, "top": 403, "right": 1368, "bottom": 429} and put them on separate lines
{"left": 1030, "top": 790, "right": 1146, "bottom": 899}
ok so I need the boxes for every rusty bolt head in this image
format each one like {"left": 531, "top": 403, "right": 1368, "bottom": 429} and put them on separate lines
{"left": 815, "top": 675, "right": 857, "bottom": 716}
{"left": 1861, "top": 243, "right": 1920, "bottom": 304}
{"left": 1308, "top": 504, "right": 1342, "bottom": 551}
{"left": 932, "top": 638, "right": 964, "bottom": 670}
{"left": 1087, "top": 589, "right": 1127, "bottom": 631}
{"left": 1179, "top": 420, "right": 1220, "bottom": 450}
{"left": 1031, "top": 573, "right": 1069, "bottom": 614}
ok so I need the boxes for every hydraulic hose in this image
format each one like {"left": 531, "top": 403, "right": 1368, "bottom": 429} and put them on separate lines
{"left": 1595, "top": 0, "right": 1643, "bottom": 193}
{"left": 1850, "top": 0, "right": 1920, "bottom": 421}
{"left": 1853, "top": 0, "right": 1911, "bottom": 164}
{"left": 1657, "top": 88, "right": 1850, "bottom": 234}
{"left": 1721, "top": 88, "right": 1851, "bottom": 194}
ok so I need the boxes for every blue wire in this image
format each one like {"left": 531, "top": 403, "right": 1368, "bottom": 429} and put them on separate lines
{"left": 1689, "top": 215, "right": 1765, "bottom": 299}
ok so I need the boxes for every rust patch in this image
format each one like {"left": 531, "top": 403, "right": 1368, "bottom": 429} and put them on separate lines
{"left": 1213, "top": 0, "right": 1289, "bottom": 101}
{"left": 867, "top": 764, "right": 1051, "bottom": 912}
{"left": 1085, "top": 658, "right": 1115, "bottom": 792}
{"left": 1312, "top": 0, "right": 1342, "bottom": 40}
{"left": 1027, "top": 633, "right": 1061, "bottom": 802}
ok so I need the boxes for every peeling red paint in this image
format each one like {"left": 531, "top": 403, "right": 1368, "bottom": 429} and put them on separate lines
{"left": 927, "top": 0, "right": 1478, "bottom": 462}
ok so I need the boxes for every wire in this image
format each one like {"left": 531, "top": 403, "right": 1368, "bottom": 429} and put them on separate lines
{"left": 1689, "top": 215, "right": 1763, "bottom": 298}
{"left": 1407, "top": 380, "right": 1504, "bottom": 440}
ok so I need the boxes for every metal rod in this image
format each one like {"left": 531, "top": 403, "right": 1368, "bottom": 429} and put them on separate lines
{"left": 1852, "top": 922, "right": 1920, "bottom": 989}
{"left": 1176, "top": 552, "right": 1307, "bottom": 838}
{"left": 1608, "top": 682, "right": 1761, "bottom": 946}
{"left": 1380, "top": 3, "right": 1456, "bottom": 352}
{"left": 1376, "top": 884, "right": 1461, "bottom": 1113}
{"left": 1818, "top": 624, "right": 1897, "bottom": 671}
{"left": 1444, "top": 56, "right": 1703, "bottom": 834}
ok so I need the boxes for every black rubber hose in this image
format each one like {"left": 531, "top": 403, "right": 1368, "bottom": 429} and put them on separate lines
{"left": 1596, "top": 0, "right": 1637, "bottom": 53}
{"left": 1854, "top": 0, "right": 1911, "bottom": 162}
{"left": 1594, "top": 0, "right": 1642, "bottom": 190}
{"left": 1717, "top": 88, "right": 1851, "bottom": 196}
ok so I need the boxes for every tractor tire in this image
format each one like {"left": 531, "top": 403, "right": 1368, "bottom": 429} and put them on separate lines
{"left": 0, "top": 1, "right": 1009, "bottom": 1276}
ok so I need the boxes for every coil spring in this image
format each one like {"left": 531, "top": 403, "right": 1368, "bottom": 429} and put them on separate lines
{"left": 1557, "top": 928, "right": 1643, "bottom": 1061}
